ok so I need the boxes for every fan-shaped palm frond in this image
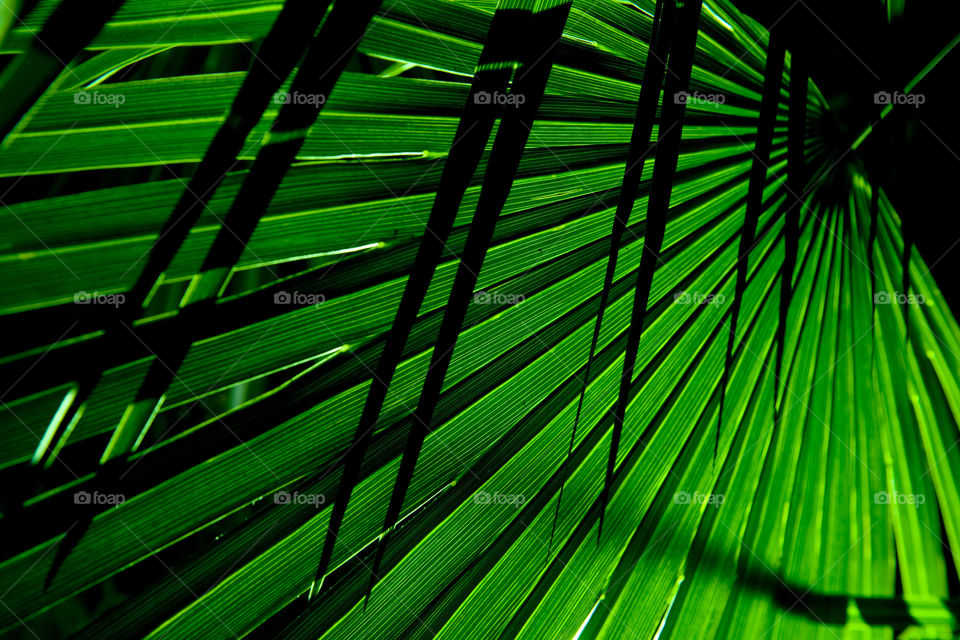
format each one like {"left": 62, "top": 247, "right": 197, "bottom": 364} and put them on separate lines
{"left": 0, "top": 1, "right": 958, "bottom": 639}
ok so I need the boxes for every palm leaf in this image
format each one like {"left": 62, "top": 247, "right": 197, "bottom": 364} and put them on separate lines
{"left": 0, "top": 0, "right": 957, "bottom": 639}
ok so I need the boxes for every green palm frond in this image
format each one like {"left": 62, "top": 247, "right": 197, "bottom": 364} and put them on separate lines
{"left": 0, "top": 1, "right": 957, "bottom": 639}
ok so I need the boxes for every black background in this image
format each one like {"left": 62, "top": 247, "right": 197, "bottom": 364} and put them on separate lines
{"left": 737, "top": 0, "right": 960, "bottom": 310}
